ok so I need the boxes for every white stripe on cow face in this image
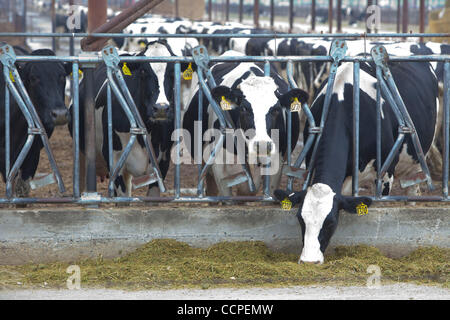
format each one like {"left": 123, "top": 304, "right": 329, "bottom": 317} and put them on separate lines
{"left": 300, "top": 183, "right": 335, "bottom": 264}
{"left": 144, "top": 42, "right": 172, "bottom": 107}
{"left": 237, "top": 75, "right": 279, "bottom": 156}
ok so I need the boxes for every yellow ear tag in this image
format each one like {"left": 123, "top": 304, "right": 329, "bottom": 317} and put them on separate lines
{"left": 356, "top": 203, "right": 368, "bottom": 216}
{"left": 281, "top": 198, "right": 293, "bottom": 211}
{"left": 122, "top": 63, "right": 132, "bottom": 76}
{"left": 220, "top": 96, "right": 232, "bottom": 111}
{"left": 140, "top": 42, "right": 147, "bottom": 49}
{"left": 290, "top": 97, "right": 302, "bottom": 112}
{"left": 9, "top": 71, "right": 15, "bottom": 83}
{"left": 70, "top": 69, "right": 83, "bottom": 80}
{"left": 182, "top": 63, "right": 193, "bottom": 80}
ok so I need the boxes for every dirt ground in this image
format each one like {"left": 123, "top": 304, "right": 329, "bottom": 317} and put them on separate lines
{"left": 1, "top": 284, "right": 449, "bottom": 300}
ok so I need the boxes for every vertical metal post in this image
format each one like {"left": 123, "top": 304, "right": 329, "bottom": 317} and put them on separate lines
{"left": 5, "top": 87, "right": 10, "bottom": 181}
{"left": 72, "top": 62, "right": 80, "bottom": 198}
{"left": 69, "top": 0, "right": 75, "bottom": 56}
{"left": 443, "top": 62, "right": 450, "bottom": 199}
{"left": 376, "top": 65, "right": 382, "bottom": 197}
{"left": 209, "top": 0, "right": 212, "bottom": 21}
{"left": 419, "top": 0, "right": 425, "bottom": 42}
{"left": 402, "top": 0, "right": 409, "bottom": 33}
{"left": 51, "top": 0, "right": 56, "bottom": 52}
{"left": 352, "top": 61, "right": 360, "bottom": 196}
{"left": 175, "top": 0, "right": 179, "bottom": 18}
{"left": 83, "top": 0, "right": 107, "bottom": 193}
{"left": 264, "top": 61, "right": 271, "bottom": 198}
{"left": 239, "top": 0, "right": 243, "bottom": 23}
{"left": 337, "top": 0, "right": 342, "bottom": 33}
{"left": 311, "top": 0, "right": 316, "bottom": 31}
{"left": 328, "top": 0, "right": 333, "bottom": 33}
{"left": 270, "top": 0, "right": 275, "bottom": 30}
{"left": 397, "top": 0, "right": 401, "bottom": 33}
{"left": 289, "top": 0, "right": 294, "bottom": 33}
{"left": 174, "top": 62, "right": 181, "bottom": 199}
{"left": 254, "top": 0, "right": 260, "bottom": 28}
{"left": 197, "top": 88, "right": 204, "bottom": 196}
{"left": 225, "top": 0, "right": 229, "bottom": 21}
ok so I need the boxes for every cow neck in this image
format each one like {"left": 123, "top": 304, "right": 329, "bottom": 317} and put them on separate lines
{"left": 311, "top": 111, "right": 350, "bottom": 194}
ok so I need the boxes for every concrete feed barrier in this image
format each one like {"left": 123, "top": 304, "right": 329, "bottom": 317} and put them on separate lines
{"left": 0, "top": 206, "right": 448, "bottom": 264}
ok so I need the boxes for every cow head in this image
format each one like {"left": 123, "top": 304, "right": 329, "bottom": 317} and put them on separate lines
{"left": 17, "top": 49, "right": 71, "bottom": 134}
{"left": 210, "top": 74, "right": 308, "bottom": 163}
{"left": 275, "top": 185, "right": 372, "bottom": 264}
{"left": 141, "top": 40, "right": 191, "bottom": 127}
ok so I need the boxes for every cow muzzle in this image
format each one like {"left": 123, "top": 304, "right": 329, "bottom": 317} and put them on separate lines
{"left": 151, "top": 103, "right": 170, "bottom": 121}
{"left": 51, "top": 108, "right": 70, "bottom": 126}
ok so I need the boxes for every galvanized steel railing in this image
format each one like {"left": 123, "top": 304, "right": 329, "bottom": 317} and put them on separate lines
{"left": 0, "top": 32, "right": 449, "bottom": 205}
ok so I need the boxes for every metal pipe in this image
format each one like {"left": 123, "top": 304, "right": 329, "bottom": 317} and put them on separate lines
{"left": 174, "top": 62, "right": 181, "bottom": 199}
{"left": 328, "top": 0, "right": 333, "bottom": 34}
{"left": 289, "top": 0, "right": 294, "bottom": 33}
{"left": 352, "top": 61, "right": 360, "bottom": 196}
{"left": 225, "top": 0, "right": 230, "bottom": 22}
{"left": 402, "top": 0, "right": 409, "bottom": 33}
{"left": 311, "top": 0, "right": 316, "bottom": 31}
{"left": 72, "top": 62, "right": 81, "bottom": 198}
{"left": 3, "top": 32, "right": 450, "bottom": 39}
{"left": 397, "top": 0, "right": 401, "bottom": 33}
{"left": 51, "top": 0, "right": 56, "bottom": 52}
{"left": 81, "top": 0, "right": 165, "bottom": 51}
{"left": 239, "top": 0, "right": 243, "bottom": 23}
{"left": 443, "top": 62, "right": 450, "bottom": 198}
{"left": 270, "top": 0, "right": 275, "bottom": 30}
{"left": 419, "top": 0, "right": 425, "bottom": 43}
{"left": 209, "top": 0, "right": 212, "bottom": 21}
{"left": 254, "top": 0, "right": 260, "bottom": 28}
{"left": 337, "top": 0, "right": 342, "bottom": 33}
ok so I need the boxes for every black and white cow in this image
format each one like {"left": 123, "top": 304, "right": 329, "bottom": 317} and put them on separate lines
{"left": 183, "top": 51, "right": 309, "bottom": 196}
{"left": 0, "top": 48, "right": 71, "bottom": 197}
{"left": 275, "top": 59, "right": 438, "bottom": 264}
{"left": 71, "top": 41, "right": 190, "bottom": 197}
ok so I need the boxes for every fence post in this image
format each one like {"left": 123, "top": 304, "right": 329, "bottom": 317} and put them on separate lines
{"left": 328, "top": 0, "right": 333, "bottom": 33}
{"left": 311, "top": 0, "right": 316, "bottom": 31}
{"left": 239, "top": 0, "right": 243, "bottom": 23}
{"left": 402, "top": 0, "right": 409, "bottom": 33}
{"left": 254, "top": 0, "right": 259, "bottom": 28}
{"left": 289, "top": 0, "right": 294, "bottom": 33}
{"left": 270, "top": 0, "right": 275, "bottom": 30}
{"left": 83, "top": 0, "right": 107, "bottom": 194}
{"left": 337, "top": 0, "right": 342, "bottom": 33}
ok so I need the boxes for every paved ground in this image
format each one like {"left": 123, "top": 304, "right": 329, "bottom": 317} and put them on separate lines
{"left": 1, "top": 284, "right": 449, "bottom": 300}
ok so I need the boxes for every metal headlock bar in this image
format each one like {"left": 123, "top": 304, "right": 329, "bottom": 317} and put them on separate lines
{"left": 371, "top": 45, "right": 434, "bottom": 194}
{"left": 192, "top": 45, "right": 256, "bottom": 197}
{"left": 0, "top": 44, "right": 65, "bottom": 198}
{"left": 101, "top": 45, "right": 166, "bottom": 196}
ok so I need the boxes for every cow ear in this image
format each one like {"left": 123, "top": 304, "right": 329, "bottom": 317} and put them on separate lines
{"left": 63, "top": 62, "right": 73, "bottom": 76}
{"left": 336, "top": 195, "right": 373, "bottom": 214}
{"left": 274, "top": 189, "right": 307, "bottom": 207}
{"left": 211, "top": 85, "right": 237, "bottom": 105}
{"left": 278, "top": 88, "right": 309, "bottom": 108}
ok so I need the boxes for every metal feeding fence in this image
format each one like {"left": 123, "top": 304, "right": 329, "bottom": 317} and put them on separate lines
{"left": 0, "top": 32, "right": 449, "bottom": 205}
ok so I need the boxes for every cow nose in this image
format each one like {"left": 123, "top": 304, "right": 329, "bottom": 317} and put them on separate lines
{"left": 299, "top": 260, "right": 322, "bottom": 265}
{"left": 152, "top": 104, "right": 170, "bottom": 120}
{"left": 51, "top": 108, "right": 69, "bottom": 126}
{"left": 253, "top": 141, "right": 274, "bottom": 156}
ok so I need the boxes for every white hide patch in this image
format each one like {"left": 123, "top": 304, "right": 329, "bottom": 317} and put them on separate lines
{"left": 238, "top": 75, "right": 280, "bottom": 153}
{"left": 300, "top": 183, "right": 336, "bottom": 264}
{"left": 144, "top": 42, "right": 172, "bottom": 106}
{"left": 313, "top": 62, "right": 385, "bottom": 118}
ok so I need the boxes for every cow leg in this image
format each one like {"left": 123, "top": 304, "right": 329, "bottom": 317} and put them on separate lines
{"left": 205, "top": 171, "right": 219, "bottom": 196}
{"left": 12, "top": 172, "right": 31, "bottom": 208}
